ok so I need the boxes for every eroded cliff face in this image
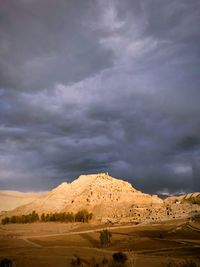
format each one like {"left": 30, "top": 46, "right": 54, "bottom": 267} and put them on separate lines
{"left": 1, "top": 173, "right": 200, "bottom": 223}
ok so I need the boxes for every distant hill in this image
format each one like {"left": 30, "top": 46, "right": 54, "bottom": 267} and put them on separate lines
{"left": 0, "top": 190, "right": 42, "bottom": 212}
{"left": 165, "top": 192, "right": 200, "bottom": 205}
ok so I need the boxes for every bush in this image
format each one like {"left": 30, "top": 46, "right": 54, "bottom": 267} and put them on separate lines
{"left": 71, "top": 255, "right": 81, "bottom": 266}
{"left": 90, "top": 257, "right": 99, "bottom": 267}
{"left": 0, "top": 258, "right": 13, "bottom": 267}
{"left": 180, "top": 260, "right": 197, "bottom": 267}
{"left": 167, "top": 260, "right": 197, "bottom": 267}
{"left": 102, "top": 256, "right": 109, "bottom": 265}
{"left": 112, "top": 252, "right": 127, "bottom": 265}
{"left": 159, "top": 233, "right": 164, "bottom": 239}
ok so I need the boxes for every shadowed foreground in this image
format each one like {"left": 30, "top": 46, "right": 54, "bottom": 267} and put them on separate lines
{"left": 0, "top": 218, "right": 200, "bottom": 267}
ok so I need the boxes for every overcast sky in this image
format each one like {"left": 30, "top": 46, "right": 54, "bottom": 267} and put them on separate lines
{"left": 0, "top": 0, "right": 200, "bottom": 194}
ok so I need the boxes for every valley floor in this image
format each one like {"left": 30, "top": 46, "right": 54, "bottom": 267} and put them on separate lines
{"left": 0, "top": 219, "right": 200, "bottom": 267}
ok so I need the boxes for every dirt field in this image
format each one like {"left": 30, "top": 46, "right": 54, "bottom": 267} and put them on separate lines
{"left": 0, "top": 219, "right": 200, "bottom": 267}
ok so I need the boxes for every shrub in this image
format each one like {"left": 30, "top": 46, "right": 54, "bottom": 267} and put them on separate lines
{"left": 180, "top": 260, "right": 197, "bottom": 267}
{"left": 90, "top": 257, "right": 99, "bottom": 267}
{"left": 0, "top": 258, "right": 13, "bottom": 267}
{"left": 167, "top": 260, "right": 197, "bottom": 267}
{"left": 159, "top": 233, "right": 164, "bottom": 239}
{"left": 71, "top": 255, "right": 81, "bottom": 266}
{"left": 112, "top": 252, "right": 127, "bottom": 265}
{"left": 102, "top": 256, "right": 109, "bottom": 265}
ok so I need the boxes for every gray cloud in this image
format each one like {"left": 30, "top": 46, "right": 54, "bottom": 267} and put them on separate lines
{"left": 0, "top": 0, "right": 113, "bottom": 90}
{"left": 0, "top": 0, "right": 200, "bottom": 193}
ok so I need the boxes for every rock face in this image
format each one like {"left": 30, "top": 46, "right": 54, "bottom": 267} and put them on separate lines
{"left": 1, "top": 173, "right": 200, "bottom": 223}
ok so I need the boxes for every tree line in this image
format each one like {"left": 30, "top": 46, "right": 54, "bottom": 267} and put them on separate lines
{"left": 1, "top": 210, "right": 93, "bottom": 225}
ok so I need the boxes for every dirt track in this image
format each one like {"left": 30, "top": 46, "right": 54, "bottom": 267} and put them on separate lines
{"left": 20, "top": 221, "right": 200, "bottom": 253}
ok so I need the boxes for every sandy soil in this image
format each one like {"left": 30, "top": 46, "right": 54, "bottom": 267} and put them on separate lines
{"left": 0, "top": 219, "right": 200, "bottom": 267}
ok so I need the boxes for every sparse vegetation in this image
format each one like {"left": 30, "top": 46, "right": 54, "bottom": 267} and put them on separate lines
{"left": 167, "top": 260, "right": 197, "bottom": 267}
{"left": 101, "top": 256, "right": 109, "bottom": 265}
{"left": 69, "top": 255, "right": 197, "bottom": 267}
{"left": 0, "top": 258, "right": 13, "bottom": 267}
{"left": 127, "top": 250, "right": 137, "bottom": 267}
{"left": 191, "top": 213, "right": 200, "bottom": 222}
{"left": 99, "top": 229, "right": 112, "bottom": 247}
{"left": 181, "top": 261, "right": 197, "bottom": 267}
{"left": 70, "top": 253, "right": 128, "bottom": 267}
{"left": 71, "top": 255, "right": 82, "bottom": 266}
{"left": 1, "top": 210, "right": 93, "bottom": 224}
{"left": 159, "top": 233, "right": 164, "bottom": 239}
{"left": 112, "top": 252, "right": 127, "bottom": 266}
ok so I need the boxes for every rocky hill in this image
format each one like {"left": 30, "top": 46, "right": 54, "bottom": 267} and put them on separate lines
{"left": 1, "top": 173, "right": 161, "bottom": 217}
{"left": 164, "top": 192, "right": 200, "bottom": 205}
{"left": 1, "top": 173, "right": 200, "bottom": 223}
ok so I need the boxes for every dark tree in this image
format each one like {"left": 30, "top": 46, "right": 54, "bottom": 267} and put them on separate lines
{"left": 0, "top": 258, "right": 12, "bottom": 267}
{"left": 75, "top": 210, "right": 92, "bottom": 222}
{"left": 99, "top": 229, "right": 112, "bottom": 247}
{"left": 112, "top": 252, "right": 127, "bottom": 266}
{"left": 1, "top": 217, "right": 10, "bottom": 225}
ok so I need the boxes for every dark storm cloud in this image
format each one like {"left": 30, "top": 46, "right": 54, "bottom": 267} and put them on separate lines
{"left": 177, "top": 136, "right": 200, "bottom": 151}
{"left": 0, "top": 0, "right": 200, "bottom": 193}
{"left": 0, "top": 0, "right": 113, "bottom": 90}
